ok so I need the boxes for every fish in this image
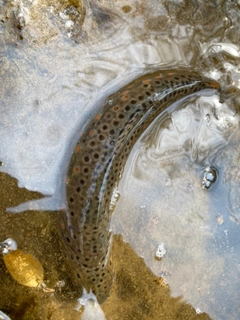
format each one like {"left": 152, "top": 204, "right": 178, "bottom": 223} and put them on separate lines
{"left": 60, "top": 69, "right": 220, "bottom": 304}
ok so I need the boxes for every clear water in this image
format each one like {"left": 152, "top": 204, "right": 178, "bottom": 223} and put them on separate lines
{"left": 0, "top": 0, "right": 240, "bottom": 319}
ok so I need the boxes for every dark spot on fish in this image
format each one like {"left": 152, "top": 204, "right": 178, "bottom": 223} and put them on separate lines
{"left": 102, "top": 125, "right": 108, "bottom": 130}
{"left": 118, "top": 113, "right": 124, "bottom": 119}
{"left": 99, "top": 134, "right": 105, "bottom": 141}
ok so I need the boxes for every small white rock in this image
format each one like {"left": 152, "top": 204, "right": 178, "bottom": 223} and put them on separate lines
{"left": 196, "top": 307, "right": 202, "bottom": 314}
{"left": 155, "top": 243, "right": 166, "bottom": 260}
{"left": 76, "top": 289, "right": 106, "bottom": 320}
{"left": 65, "top": 20, "right": 74, "bottom": 29}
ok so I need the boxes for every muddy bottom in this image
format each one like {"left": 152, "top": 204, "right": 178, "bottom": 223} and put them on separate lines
{"left": 0, "top": 175, "right": 210, "bottom": 320}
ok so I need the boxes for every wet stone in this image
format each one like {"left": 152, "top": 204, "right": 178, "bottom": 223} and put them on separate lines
{"left": 202, "top": 166, "right": 217, "bottom": 189}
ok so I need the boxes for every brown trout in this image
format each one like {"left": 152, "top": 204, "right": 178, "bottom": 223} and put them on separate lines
{"left": 60, "top": 69, "right": 220, "bottom": 303}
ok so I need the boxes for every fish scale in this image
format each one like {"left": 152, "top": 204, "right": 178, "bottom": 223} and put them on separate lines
{"left": 60, "top": 69, "right": 220, "bottom": 303}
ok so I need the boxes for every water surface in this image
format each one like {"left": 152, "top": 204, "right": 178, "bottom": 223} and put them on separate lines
{"left": 0, "top": 0, "right": 240, "bottom": 319}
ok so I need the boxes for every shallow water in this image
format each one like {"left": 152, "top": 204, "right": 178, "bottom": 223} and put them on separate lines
{"left": 0, "top": 0, "right": 240, "bottom": 319}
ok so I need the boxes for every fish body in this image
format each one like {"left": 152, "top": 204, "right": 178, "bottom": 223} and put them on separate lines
{"left": 60, "top": 69, "right": 220, "bottom": 303}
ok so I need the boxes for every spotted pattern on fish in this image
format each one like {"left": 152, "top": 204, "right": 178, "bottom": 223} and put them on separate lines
{"left": 60, "top": 69, "right": 220, "bottom": 303}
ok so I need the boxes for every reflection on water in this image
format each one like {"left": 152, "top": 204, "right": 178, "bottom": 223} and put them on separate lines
{"left": 112, "top": 94, "right": 240, "bottom": 319}
{"left": 0, "top": 0, "right": 240, "bottom": 319}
